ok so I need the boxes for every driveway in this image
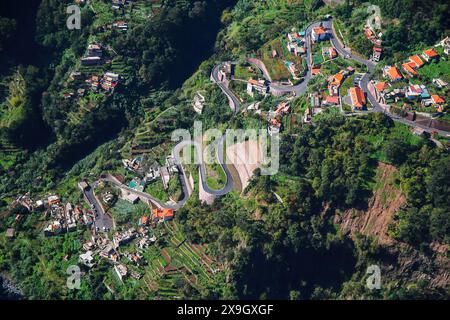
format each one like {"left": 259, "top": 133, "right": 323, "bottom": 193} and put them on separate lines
{"left": 82, "top": 183, "right": 114, "bottom": 231}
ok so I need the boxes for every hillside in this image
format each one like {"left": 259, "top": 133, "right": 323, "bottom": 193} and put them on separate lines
{"left": 0, "top": 0, "right": 449, "bottom": 301}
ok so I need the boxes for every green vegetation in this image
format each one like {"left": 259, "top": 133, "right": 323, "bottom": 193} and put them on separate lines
{"left": 145, "top": 180, "right": 170, "bottom": 203}
{"left": 178, "top": 111, "right": 450, "bottom": 299}
{"left": 0, "top": 0, "right": 449, "bottom": 301}
{"left": 333, "top": 0, "right": 449, "bottom": 61}
{"left": 418, "top": 58, "right": 450, "bottom": 83}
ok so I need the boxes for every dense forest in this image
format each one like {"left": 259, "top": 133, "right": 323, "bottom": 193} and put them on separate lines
{"left": 334, "top": 0, "right": 450, "bottom": 60}
{"left": 0, "top": 0, "right": 448, "bottom": 300}
{"left": 176, "top": 111, "right": 449, "bottom": 299}
{"left": 0, "top": 0, "right": 234, "bottom": 196}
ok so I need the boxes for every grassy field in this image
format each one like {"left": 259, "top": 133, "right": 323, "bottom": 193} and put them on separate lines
{"left": 234, "top": 63, "right": 263, "bottom": 80}
{"left": 145, "top": 179, "right": 170, "bottom": 203}
{"left": 258, "top": 36, "right": 305, "bottom": 81}
{"left": 363, "top": 121, "right": 422, "bottom": 163}
{"left": 418, "top": 57, "right": 450, "bottom": 82}
{"left": 206, "top": 163, "right": 227, "bottom": 190}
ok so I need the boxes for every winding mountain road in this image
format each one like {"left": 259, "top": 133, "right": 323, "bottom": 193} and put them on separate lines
{"left": 211, "top": 63, "right": 241, "bottom": 114}
{"left": 96, "top": 17, "right": 450, "bottom": 216}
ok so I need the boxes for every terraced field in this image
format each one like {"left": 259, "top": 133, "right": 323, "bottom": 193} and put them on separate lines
{"left": 138, "top": 222, "right": 220, "bottom": 299}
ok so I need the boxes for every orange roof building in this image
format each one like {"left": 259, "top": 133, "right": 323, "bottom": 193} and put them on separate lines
{"left": 312, "top": 26, "right": 329, "bottom": 42}
{"left": 311, "top": 67, "right": 321, "bottom": 75}
{"left": 431, "top": 95, "right": 445, "bottom": 104}
{"left": 384, "top": 66, "right": 403, "bottom": 82}
{"left": 422, "top": 48, "right": 439, "bottom": 61}
{"left": 364, "top": 28, "right": 374, "bottom": 38}
{"left": 152, "top": 208, "right": 174, "bottom": 222}
{"left": 409, "top": 55, "right": 424, "bottom": 68}
{"left": 349, "top": 87, "right": 366, "bottom": 109}
{"left": 313, "top": 26, "right": 327, "bottom": 35}
{"left": 139, "top": 216, "right": 149, "bottom": 226}
{"left": 324, "top": 95, "right": 339, "bottom": 105}
{"left": 374, "top": 82, "right": 388, "bottom": 93}
{"left": 402, "top": 63, "right": 418, "bottom": 77}
{"left": 331, "top": 72, "right": 344, "bottom": 86}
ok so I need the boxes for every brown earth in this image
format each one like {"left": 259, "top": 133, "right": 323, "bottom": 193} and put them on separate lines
{"left": 226, "top": 139, "right": 263, "bottom": 191}
{"left": 334, "top": 163, "right": 404, "bottom": 245}
{"left": 334, "top": 163, "right": 449, "bottom": 294}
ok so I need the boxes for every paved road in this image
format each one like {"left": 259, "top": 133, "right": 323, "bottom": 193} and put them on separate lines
{"left": 211, "top": 63, "right": 241, "bottom": 114}
{"left": 99, "top": 169, "right": 189, "bottom": 210}
{"left": 246, "top": 18, "right": 450, "bottom": 137}
{"left": 173, "top": 136, "right": 234, "bottom": 196}
{"left": 99, "top": 138, "right": 234, "bottom": 210}
{"left": 94, "top": 65, "right": 240, "bottom": 211}
{"left": 83, "top": 183, "right": 114, "bottom": 231}
{"left": 94, "top": 18, "right": 450, "bottom": 214}
{"left": 326, "top": 18, "right": 450, "bottom": 137}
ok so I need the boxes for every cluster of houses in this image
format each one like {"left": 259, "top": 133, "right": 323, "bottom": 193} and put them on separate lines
{"left": 63, "top": 44, "right": 120, "bottom": 99}
{"left": 363, "top": 25, "right": 383, "bottom": 62}
{"left": 325, "top": 66, "right": 367, "bottom": 111}
{"left": 10, "top": 193, "right": 96, "bottom": 237}
{"left": 384, "top": 48, "right": 441, "bottom": 83}
{"left": 9, "top": 194, "right": 44, "bottom": 227}
{"left": 267, "top": 101, "right": 290, "bottom": 136}
{"left": 85, "top": 72, "right": 120, "bottom": 93}
{"left": 122, "top": 156, "right": 179, "bottom": 198}
{"left": 8, "top": 183, "right": 102, "bottom": 240}
{"left": 78, "top": 231, "right": 147, "bottom": 282}
{"left": 286, "top": 31, "right": 306, "bottom": 56}
{"left": 77, "top": 205, "right": 173, "bottom": 282}
{"left": 380, "top": 46, "right": 447, "bottom": 113}
{"left": 43, "top": 196, "right": 95, "bottom": 236}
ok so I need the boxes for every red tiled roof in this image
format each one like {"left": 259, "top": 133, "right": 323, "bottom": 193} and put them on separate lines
{"left": 423, "top": 49, "right": 439, "bottom": 58}
{"left": 386, "top": 66, "right": 402, "bottom": 81}
{"left": 331, "top": 72, "right": 344, "bottom": 85}
{"left": 431, "top": 95, "right": 445, "bottom": 104}
{"left": 152, "top": 208, "right": 174, "bottom": 220}
{"left": 365, "top": 29, "right": 374, "bottom": 38}
{"left": 375, "top": 82, "right": 388, "bottom": 92}
{"left": 140, "top": 216, "right": 149, "bottom": 225}
{"left": 313, "top": 26, "right": 327, "bottom": 35}
{"left": 349, "top": 87, "right": 366, "bottom": 108}
{"left": 312, "top": 67, "right": 321, "bottom": 75}
{"left": 402, "top": 63, "right": 418, "bottom": 76}
{"left": 409, "top": 55, "right": 424, "bottom": 68}
{"left": 325, "top": 96, "right": 339, "bottom": 104}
